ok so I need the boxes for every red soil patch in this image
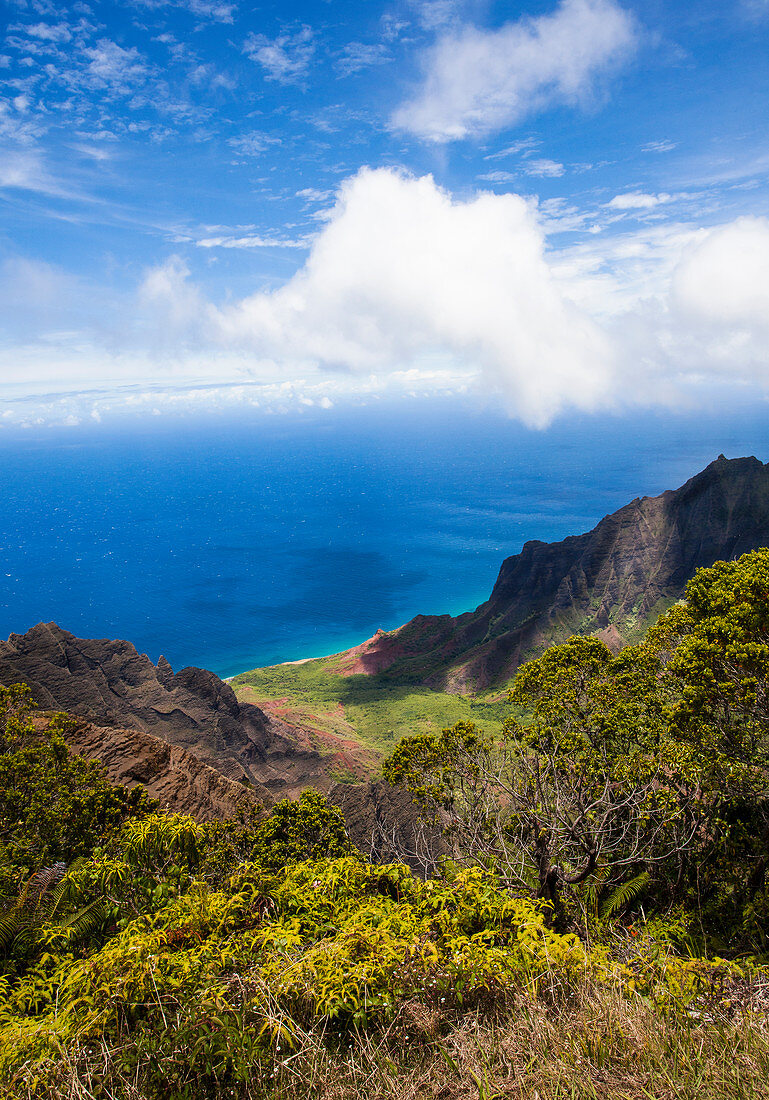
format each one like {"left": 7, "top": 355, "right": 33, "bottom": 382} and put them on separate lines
{"left": 325, "top": 628, "right": 408, "bottom": 677}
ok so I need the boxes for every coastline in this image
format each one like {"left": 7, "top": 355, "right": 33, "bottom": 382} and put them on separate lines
{"left": 224, "top": 648, "right": 343, "bottom": 682}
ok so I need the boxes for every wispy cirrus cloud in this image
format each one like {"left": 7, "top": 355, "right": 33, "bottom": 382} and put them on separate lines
{"left": 607, "top": 191, "right": 672, "bottom": 210}
{"left": 227, "top": 131, "right": 281, "bottom": 157}
{"left": 79, "top": 39, "right": 149, "bottom": 95}
{"left": 335, "top": 42, "right": 390, "bottom": 77}
{"left": 22, "top": 21, "right": 73, "bottom": 43}
{"left": 243, "top": 26, "right": 315, "bottom": 84}
{"left": 130, "top": 0, "right": 236, "bottom": 24}
{"left": 193, "top": 233, "right": 308, "bottom": 249}
{"left": 642, "top": 139, "right": 677, "bottom": 153}
{"left": 0, "top": 149, "right": 74, "bottom": 197}
{"left": 522, "top": 158, "right": 565, "bottom": 178}
{"left": 392, "top": 0, "right": 638, "bottom": 142}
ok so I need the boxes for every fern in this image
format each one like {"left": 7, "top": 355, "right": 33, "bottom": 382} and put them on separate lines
{"left": 600, "top": 872, "right": 650, "bottom": 919}
{"left": 25, "top": 863, "right": 67, "bottom": 903}
{"left": 0, "top": 909, "right": 32, "bottom": 956}
{"left": 1, "top": 862, "right": 108, "bottom": 959}
{"left": 581, "top": 865, "right": 609, "bottom": 918}
{"left": 59, "top": 897, "right": 110, "bottom": 940}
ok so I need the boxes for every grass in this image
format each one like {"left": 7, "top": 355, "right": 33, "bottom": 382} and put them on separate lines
{"left": 12, "top": 981, "right": 769, "bottom": 1099}
{"left": 283, "top": 987, "right": 769, "bottom": 1100}
{"left": 232, "top": 657, "right": 511, "bottom": 761}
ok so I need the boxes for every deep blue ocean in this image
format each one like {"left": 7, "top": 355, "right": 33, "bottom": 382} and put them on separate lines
{"left": 1, "top": 399, "right": 767, "bottom": 679}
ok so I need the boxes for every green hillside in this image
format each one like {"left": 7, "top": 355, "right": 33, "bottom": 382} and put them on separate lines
{"left": 232, "top": 658, "right": 511, "bottom": 762}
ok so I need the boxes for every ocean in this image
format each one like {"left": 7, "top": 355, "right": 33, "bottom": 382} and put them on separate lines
{"left": 1, "top": 399, "right": 767, "bottom": 679}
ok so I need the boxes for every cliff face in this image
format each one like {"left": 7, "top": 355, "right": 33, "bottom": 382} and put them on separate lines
{"left": 338, "top": 455, "right": 769, "bottom": 692}
{"left": 60, "top": 716, "right": 264, "bottom": 821}
{"left": 0, "top": 623, "right": 333, "bottom": 797}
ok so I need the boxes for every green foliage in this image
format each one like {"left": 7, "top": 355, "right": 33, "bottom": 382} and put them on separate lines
{"left": 0, "top": 868, "right": 110, "bottom": 970}
{"left": 509, "top": 635, "right": 666, "bottom": 759}
{"left": 1, "top": 852, "right": 763, "bottom": 1100}
{"left": 0, "top": 683, "right": 36, "bottom": 752}
{"left": 249, "top": 788, "right": 353, "bottom": 871}
{"left": 383, "top": 554, "right": 769, "bottom": 942}
{"left": 382, "top": 720, "right": 495, "bottom": 818}
{"left": 646, "top": 550, "right": 769, "bottom": 948}
{"left": 383, "top": 640, "right": 690, "bottom": 918}
{"left": 656, "top": 549, "right": 769, "bottom": 766}
{"left": 0, "top": 857, "right": 588, "bottom": 1097}
{"left": 0, "top": 689, "right": 155, "bottom": 897}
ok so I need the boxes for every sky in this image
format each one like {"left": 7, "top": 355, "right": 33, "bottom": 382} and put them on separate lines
{"left": 2, "top": 0, "right": 769, "bottom": 430}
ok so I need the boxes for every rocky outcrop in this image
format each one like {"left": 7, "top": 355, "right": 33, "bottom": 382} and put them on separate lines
{"left": 0, "top": 624, "right": 332, "bottom": 797}
{"left": 336, "top": 455, "right": 769, "bottom": 692}
{"left": 61, "top": 717, "right": 264, "bottom": 821}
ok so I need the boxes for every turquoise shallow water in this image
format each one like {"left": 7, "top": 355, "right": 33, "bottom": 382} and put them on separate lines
{"left": 0, "top": 400, "right": 766, "bottom": 678}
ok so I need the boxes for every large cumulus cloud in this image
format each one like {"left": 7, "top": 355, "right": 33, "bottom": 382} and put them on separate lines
{"left": 153, "top": 167, "right": 616, "bottom": 427}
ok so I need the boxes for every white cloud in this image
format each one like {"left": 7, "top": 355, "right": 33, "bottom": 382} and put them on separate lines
{"left": 4, "top": 171, "right": 769, "bottom": 430}
{"left": 131, "top": 0, "right": 235, "bottom": 23}
{"left": 409, "top": 0, "right": 462, "bottom": 31}
{"left": 0, "top": 98, "right": 45, "bottom": 144}
{"left": 114, "top": 177, "right": 769, "bottom": 426}
{"left": 23, "top": 22, "right": 73, "bottom": 43}
{"left": 296, "top": 187, "right": 334, "bottom": 203}
{"left": 138, "top": 256, "right": 210, "bottom": 341}
{"left": 227, "top": 131, "right": 281, "bottom": 157}
{"left": 607, "top": 191, "right": 671, "bottom": 209}
{"left": 392, "top": 0, "right": 637, "bottom": 142}
{"left": 181, "top": 0, "right": 235, "bottom": 22}
{"left": 485, "top": 137, "right": 540, "bottom": 160}
{"left": 0, "top": 150, "right": 65, "bottom": 195}
{"left": 199, "top": 168, "right": 614, "bottom": 426}
{"left": 673, "top": 217, "right": 769, "bottom": 331}
{"left": 478, "top": 170, "right": 517, "bottom": 183}
{"left": 243, "top": 27, "right": 315, "bottom": 84}
{"left": 195, "top": 234, "right": 307, "bottom": 249}
{"left": 81, "top": 39, "right": 148, "bottom": 95}
{"left": 642, "top": 139, "right": 677, "bottom": 153}
{"left": 336, "top": 42, "right": 390, "bottom": 76}
{"left": 72, "top": 142, "right": 112, "bottom": 161}
{"left": 522, "top": 158, "right": 565, "bottom": 178}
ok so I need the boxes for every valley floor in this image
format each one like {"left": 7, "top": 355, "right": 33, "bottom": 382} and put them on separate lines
{"left": 231, "top": 655, "right": 510, "bottom": 775}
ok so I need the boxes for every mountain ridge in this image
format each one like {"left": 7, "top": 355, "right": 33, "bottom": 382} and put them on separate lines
{"left": 324, "top": 455, "right": 769, "bottom": 691}
{"left": 0, "top": 623, "right": 362, "bottom": 799}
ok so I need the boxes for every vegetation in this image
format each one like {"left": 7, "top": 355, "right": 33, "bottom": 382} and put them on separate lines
{"left": 385, "top": 550, "right": 769, "bottom": 953}
{"left": 232, "top": 658, "right": 509, "bottom": 758}
{"left": 1, "top": 550, "right": 769, "bottom": 1097}
{"left": 0, "top": 688, "right": 155, "bottom": 900}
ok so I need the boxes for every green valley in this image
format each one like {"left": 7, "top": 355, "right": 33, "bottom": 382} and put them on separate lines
{"left": 232, "top": 658, "right": 511, "bottom": 766}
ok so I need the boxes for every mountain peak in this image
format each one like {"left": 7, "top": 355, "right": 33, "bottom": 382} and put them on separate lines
{"left": 341, "top": 455, "right": 769, "bottom": 692}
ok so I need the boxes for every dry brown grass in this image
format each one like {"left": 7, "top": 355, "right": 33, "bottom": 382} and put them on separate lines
{"left": 11, "top": 982, "right": 769, "bottom": 1100}
{"left": 269, "top": 984, "right": 769, "bottom": 1100}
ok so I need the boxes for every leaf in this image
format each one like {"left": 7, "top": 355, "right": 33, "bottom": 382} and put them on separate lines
{"left": 600, "top": 872, "right": 650, "bottom": 919}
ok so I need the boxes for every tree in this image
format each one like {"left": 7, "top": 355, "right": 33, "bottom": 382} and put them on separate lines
{"left": 385, "top": 638, "right": 699, "bottom": 919}
{"left": 0, "top": 687, "right": 154, "bottom": 894}
{"left": 653, "top": 550, "right": 769, "bottom": 768}
{"left": 248, "top": 789, "right": 353, "bottom": 871}
{"left": 649, "top": 550, "right": 769, "bottom": 945}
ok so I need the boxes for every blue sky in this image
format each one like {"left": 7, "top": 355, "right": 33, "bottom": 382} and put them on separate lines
{"left": 2, "top": 0, "right": 769, "bottom": 428}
